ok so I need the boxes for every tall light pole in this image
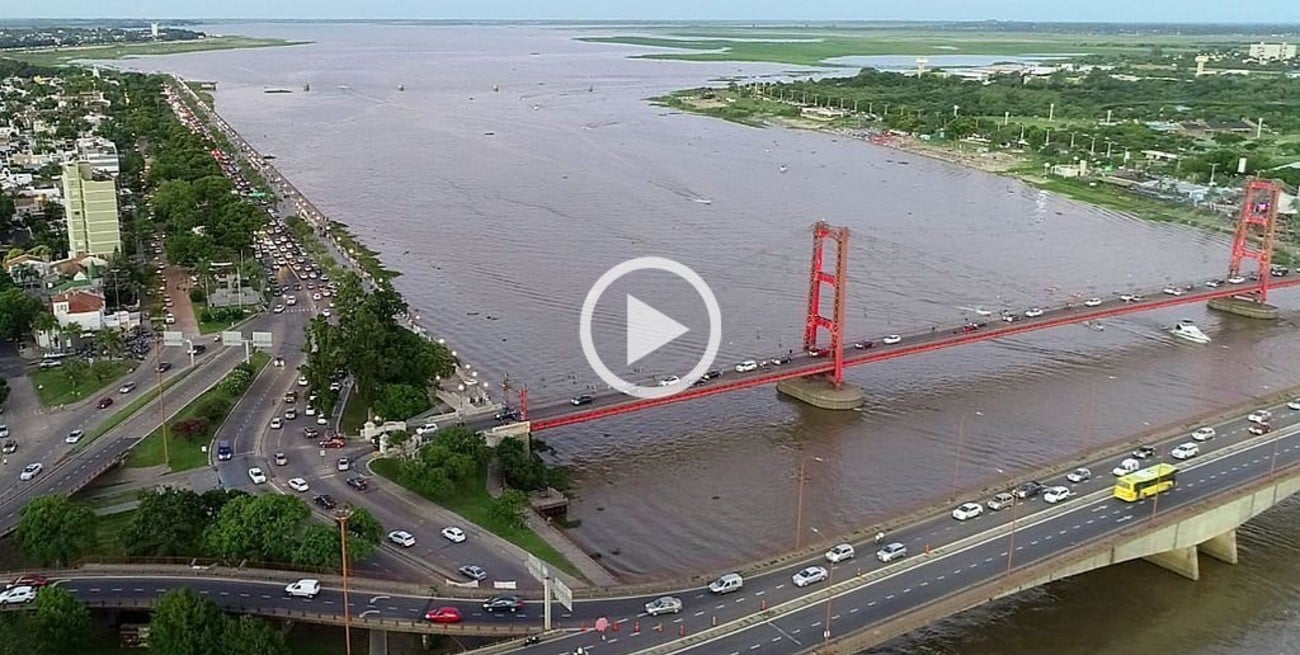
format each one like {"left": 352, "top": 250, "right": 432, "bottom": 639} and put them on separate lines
{"left": 822, "top": 561, "right": 835, "bottom": 652}
{"left": 335, "top": 508, "right": 355, "bottom": 655}
{"left": 154, "top": 340, "right": 169, "bottom": 468}
{"left": 795, "top": 456, "right": 825, "bottom": 550}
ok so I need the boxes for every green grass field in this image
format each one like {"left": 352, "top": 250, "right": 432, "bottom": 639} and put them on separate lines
{"left": 577, "top": 28, "right": 1206, "bottom": 67}
{"left": 127, "top": 352, "right": 270, "bottom": 472}
{"left": 370, "top": 458, "right": 580, "bottom": 578}
{"left": 91, "top": 508, "right": 137, "bottom": 558}
{"left": 339, "top": 392, "right": 370, "bottom": 437}
{"left": 4, "top": 36, "right": 306, "bottom": 66}
{"left": 29, "top": 361, "right": 133, "bottom": 408}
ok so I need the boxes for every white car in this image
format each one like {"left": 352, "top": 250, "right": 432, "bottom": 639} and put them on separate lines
{"left": 305, "top": 406, "right": 317, "bottom": 416}
{"left": 1043, "top": 486, "right": 1072, "bottom": 503}
{"left": 1289, "top": 399, "right": 1300, "bottom": 411}
{"left": 336, "top": 457, "right": 350, "bottom": 472}
{"left": 441, "top": 526, "right": 467, "bottom": 543}
{"left": 0, "top": 425, "right": 7, "bottom": 438}
{"left": 287, "top": 477, "right": 310, "bottom": 492}
{"left": 284, "top": 579, "right": 320, "bottom": 598}
{"left": 0, "top": 586, "right": 36, "bottom": 605}
{"left": 734, "top": 360, "right": 759, "bottom": 373}
{"left": 118, "top": 382, "right": 138, "bottom": 394}
{"left": 1227, "top": 275, "right": 1247, "bottom": 284}
{"left": 1192, "top": 426, "right": 1216, "bottom": 441}
{"left": 791, "top": 565, "right": 828, "bottom": 588}
{"left": 644, "top": 596, "right": 683, "bottom": 616}
{"left": 274, "top": 452, "right": 288, "bottom": 466}
{"left": 297, "top": 376, "right": 308, "bottom": 387}
{"left": 656, "top": 375, "right": 681, "bottom": 387}
{"left": 825, "top": 543, "right": 855, "bottom": 564}
{"left": 1171, "top": 442, "right": 1200, "bottom": 460}
{"left": 270, "top": 418, "right": 283, "bottom": 430}
{"left": 1024, "top": 307, "right": 1044, "bottom": 318}
{"left": 1112, "top": 458, "right": 1141, "bottom": 476}
{"left": 1118, "top": 293, "right": 1137, "bottom": 302}
{"left": 1248, "top": 410, "right": 1272, "bottom": 424}
{"left": 322, "top": 309, "right": 332, "bottom": 317}
{"left": 388, "top": 530, "right": 416, "bottom": 547}
{"left": 1162, "top": 286, "right": 1185, "bottom": 296}
{"left": 876, "top": 542, "right": 908, "bottom": 563}
{"left": 65, "top": 430, "right": 84, "bottom": 444}
{"left": 987, "top": 492, "right": 1016, "bottom": 511}
{"left": 19, "top": 463, "right": 42, "bottom": 481}
{"left": 415, "top": 423, "right": 438, "bottom": 436}
{"left": 1083, "top": 297, "right": 1102, "bottom": 307}
{"left": 951, "top": 502, "right": 984, "bottom": 521}
{"left": 273, "top": 304, "right": 285, "bottom": 313}
{"left": 248, "top": 467, "right": 268, "bottom": 484}
{"left": 882, "top": 335, "right": 902, "bottom": 345}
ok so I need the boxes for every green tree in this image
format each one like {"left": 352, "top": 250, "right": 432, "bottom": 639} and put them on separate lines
{"left": 0, "top": 288, "right": 45, "bottom": 341}
{"left": 15, "top": 495, "right": 97, "bottom": 566}
{"left": 94, "top": 329, "right": 126, "bottom": 360}
{"left": 222, "top": 616, "right": 289, "bottom": 655}
{"left": 496, "top": 437, "right": 547, "bottom": 491}
{"left": 489, "top": 489, "right": 529, "bottom": 530}
{"left": 149, "top": 588, "right": 226, "bottom": 655}
{"left": 89, "top": 358, "right": 119, "bottom": 383}
{"left": 28, "top": 585, "right": 93, "bottom": 655}
{"left": 373, "top": 383, "right": 430, "bottom": 421}
{"left": 126, "top": 488, "right": 237, "bottom": 557}
{"left": 60, "top": 357, "right": 90, "bottom": 393}
{"left": 204, "top": 494, "right": 310, "bottom": 563}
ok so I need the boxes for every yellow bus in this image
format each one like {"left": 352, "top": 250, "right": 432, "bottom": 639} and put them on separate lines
{"left": 1113, "top": 463, "right": 1179, "bottom": 502}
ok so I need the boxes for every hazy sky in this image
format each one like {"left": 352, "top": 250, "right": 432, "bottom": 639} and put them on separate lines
{"left": 13, "top": 1, "right": 1299, "bottom": 23}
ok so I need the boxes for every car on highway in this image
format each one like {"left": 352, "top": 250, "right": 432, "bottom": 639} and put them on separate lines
{"left": 64, "top": 430, "right": 84, "bottom": 444}
{"left": 302, "top": 427, "right": 320, "bottom": 439}
{"left": 570, "top": 394, "right": 594, "bottom": 406}
{"left": 2, "top": 440, "right": 15, "bottom": 454}
{"left": 441, "top": 527, "right": 467, "bottom": 543}
{"left": 414, "top": 423, "right": 438, "bottom": 436}
{"left": 1083, "top": 297, "right": 1103, "bottom": 307}
{"left": 425, "top": 607, "right": 462, "bottom": 623}
{"left": 951, "top": 502, "right": 984, "bottom": 521}
{"left": 270, "top": 418, "right": 282, "bottom": 430}
{"left": 734, "top": 360, "right": 759, "bottom": 373}
{"left": 297, "top": 376, "right": 308, "bottom": 387}
{"left": 825, "top": 543, "right": 855, "bottom": 564}
{"left": 656, "top": 375, "right": 681, "bottom": 386}
{"left": 118, "top": 382, "right": 137, "bottom": 394}
{"left": 1066, "top": 467, "right": 1092, "bottom": 483}
{"left": 273, "top": 304, "right": 285, "bottom": 313}
{"left": 1024, "top": 307, "right": 1045, "bottom": 318}
{"left": 1162, "top": 286, "right": 1185, "bottom": 296}
{"left": 1249, "top": 422, "right": 1273, "bottom": 436}
{"left": 792, "top": 565, "right": 829, "bottom": 587}
{"left": 1043, "top": 486, "right": 1072, "bottom": 504}
{"left": 459, "top": 565, "right": 488, "bottom": 581}
{"left": 1192, "top": 426, "right": 1216, "bottom": 441}
{"left": 644, "top": 596, "right": 683, "bottom": 616}
{"left": 7, "top": 574, "right": 47, "bottom": 589}
{"left": 1248, "top": 409, "right": 1272, "bottom": 424}
{"left": 1171, "top": 442, "right": 1200, "bottom": 460}
{"left": 1112, "top": 458, "right": 1141, "bottom": 476}
{"left": 336, "top": 457, "right": 350, "bottom": 471}
{"left": 319, "top": 437, "right": 347, "bottom": 449}
{"left": 346, "top": 477, "right": 369, "bottom": 491}
{"left": 284, "top": 579, "right": 320, "bottom": 598}
{"left": 321, "top": 309, "right": 332, "bottom": 318}
{"left": 708, "top": 573, "right": 744, "bottom": 594}
{"left": 287, "top": 478, "right": 309, "bottom": 492}
{"left": 1013, "top": 481, "right": 1044, "bottom": 499}
{"left": 316, "top": 415, "right": 329, "bottom": 426}
{"left": 284, "top": 408, "right": 297, "bottom": 420}
{"left": 1131, "top": 445, "right": 1156, "bottom": 459}
{"left": 853, "top": 340, "right": 874, "bottom": 350}
{"left": 0, "top": 425, "right": 7, "bottom": 438}
{"left": 1289, "top": 399, "right": 1300, "bottom": 411}
{"left": 882, "top": 335, "right": 902, "bottom": 345}
{"left": 876, "top": 542, "right": 908, "bottom": 563}
{"left": 19, "top": 463, "right": 42, "bottom": 481}
{"left": 1228, "top": 275, "right": 1248, "bottom": 284}
{"left": 97, "top": 397, "right": 113, "bottom": 409}
{"left": 312, "top": 494, "right": 337, "bottom": 510}
{"left": 0, "top": 586, "right": 36, "bottom": 605}
{"left": 987, "top": 492, "right": 1016, "bottom": 511}
{"left": 388, "top": 530, "right": 416, "bottom": 548}
{"left": 304, "top": 405, "right": 317, "bottom": 416}
{"left": 481, "top": 594, "right": 522, "bottom": 612}
{"left": 248, "top": 468, "right": 268, "bottom": 484}
{"left": 156, "top": 362, "right": 173, "bottom": 373}
{"left": 274, "top": 452, "right": 288, "bottom": 466}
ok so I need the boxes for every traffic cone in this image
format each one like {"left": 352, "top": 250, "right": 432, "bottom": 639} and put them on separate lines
{"left": 612, "top": 621, "right": 619, "bottom": 632}
{"left": 680, "top": 625, "right": 686, "bottom": 636}
{"left": 633, "top": 621, "right": 640, "bottom": 634}
{"left": 711, "top": 616, "right": 717, "bottom": 627}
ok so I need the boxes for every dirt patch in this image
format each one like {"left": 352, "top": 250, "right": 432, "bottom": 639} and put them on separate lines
{"left": 163, "top": 267, "right": 199, "bottom": 336}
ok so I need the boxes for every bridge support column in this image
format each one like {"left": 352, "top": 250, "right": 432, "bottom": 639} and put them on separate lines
{"left": 1207, "top": 297, "right": 1278, "bottom": 320}
{"left": 1198, "top": 529, "right": 1239, "bottom": 565}
{"left": 368, "top": 629, "right": 388, "bottom": 655}
{"left": 1143, "top": 545, "right": 1200, "bottom": 581}
{"left": 776, "top": 377, "right": 865, "bottom": 410}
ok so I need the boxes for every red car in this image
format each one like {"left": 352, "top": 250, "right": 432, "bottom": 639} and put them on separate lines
{"left": 425, "top": 607, "right": 462, "bottom": 624}
{"left": 8, "top": 574, "right": 48, "bottom": 589}
{"left": 318, "top": 437, "right": 347, "bottom": 449}
{"left": 97, "top": 397, "right": 114, "bottom": 409}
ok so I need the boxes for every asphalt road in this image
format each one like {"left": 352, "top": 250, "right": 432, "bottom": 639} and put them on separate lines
{"left": 22, "top": 395, "right": 1300, "bottom": 654}
{"left": 522, "top": 277, "right": 1300, "bottom": 430}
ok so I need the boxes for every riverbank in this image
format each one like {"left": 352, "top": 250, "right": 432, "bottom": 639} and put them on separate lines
{"left": 4, "top": 36, "right": 306, "bottom": 67}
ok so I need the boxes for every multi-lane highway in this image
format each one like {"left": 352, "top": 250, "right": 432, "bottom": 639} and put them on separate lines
{"left": 524, "top": 277, "right": 1300, "bottom": 430}
{"left": 15, "top": 393, "right": 1300, "bottom": 653}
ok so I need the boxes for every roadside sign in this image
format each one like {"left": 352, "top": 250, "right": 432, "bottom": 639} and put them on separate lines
{"left": 553, "top": 577, "right": 573, "bottom": 612}
{"left": 162, "top": 331, "right": 185, "bottom": 347}
{"left": 221, "top": 331, "right": 243, "bottom": 346}
{"left": 252, "top": 331, "right": 274, "bottom": 349}
{"left": 525, "top": 554, "right": 548, "bottom": 583}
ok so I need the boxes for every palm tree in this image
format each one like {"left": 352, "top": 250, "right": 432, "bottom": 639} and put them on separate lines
{"left": 96, "top": 329, "right": 126, "bottom": 360}
{"left": 32, "top": 311, "right": 57, "bottom": 348}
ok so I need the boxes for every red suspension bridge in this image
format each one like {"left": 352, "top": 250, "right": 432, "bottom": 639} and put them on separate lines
{"left": 501, "top": 179, "right": 1293, "bottom": 432}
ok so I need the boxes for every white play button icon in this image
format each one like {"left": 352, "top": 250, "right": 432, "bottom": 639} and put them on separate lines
{"left": 580, "top": 257, "right": 722, "bottom": 400}
{"left": 625, "top": 294, "right": 690, "bottom": 366}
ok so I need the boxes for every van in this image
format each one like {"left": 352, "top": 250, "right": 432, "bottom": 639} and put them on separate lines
{"left": 1111, "top": 458, "right": 1141, "bottom": 477}
{"left": 217, "top": 440, "right": 232, "bottom": 461}
{"left": 708, "top": 573, "right": 744, "bottom": 595}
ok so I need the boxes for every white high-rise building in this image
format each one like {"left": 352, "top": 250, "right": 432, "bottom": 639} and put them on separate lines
{"left": 75, "top": 137, "right": 120, "bottom": 177}
{"left": 150, "top": 22, "right": 160, "bottom": 38}
{"left": 1248, "top": 42, "right": 1297, "bottom": 61}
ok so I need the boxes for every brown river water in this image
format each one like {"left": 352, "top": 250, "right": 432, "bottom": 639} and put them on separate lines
{"left": 114, "top": 23, "right": 1300, "bottom": 653}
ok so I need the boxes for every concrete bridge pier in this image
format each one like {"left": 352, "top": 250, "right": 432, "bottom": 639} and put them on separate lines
{"left": 1143, "top": 545, "right": 1200, "bottom": 580}
{"left": 368, "top": 629, "right": 388, "bottom": 655}
{"left": 1198, "top": 529, "right": 1239, "bottom": 565}
{"left": 775, "top": 376, "right": 866, "bottom": 410}
{"left": 1207, "top": 297, "right": 1279, "bottom": 319}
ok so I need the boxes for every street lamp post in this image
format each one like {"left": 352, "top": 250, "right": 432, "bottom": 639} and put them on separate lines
{"left": 795, "top": 456, "right": 825, "bottom": 550}
{"left": 335, "top": 508, "right": 355, "bottom": 655}
{"left": 822, "top": 560, "right": 835, "bottom": 652}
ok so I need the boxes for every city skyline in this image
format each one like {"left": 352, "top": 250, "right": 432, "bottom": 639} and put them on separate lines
{"left": 8, "top": 0, "right": 1298, "bottom": 24}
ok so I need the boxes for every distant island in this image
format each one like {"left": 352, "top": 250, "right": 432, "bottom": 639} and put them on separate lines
{"left": 0, "top": 23, "right": 306, "bottom": 66}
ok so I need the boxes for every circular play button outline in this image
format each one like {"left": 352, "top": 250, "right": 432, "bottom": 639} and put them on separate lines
{"left": 579, "top": 256, "right": 722, "bottom": 400}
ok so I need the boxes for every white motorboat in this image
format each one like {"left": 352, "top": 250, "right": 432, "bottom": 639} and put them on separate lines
{"left": 1170, "top": 320, "right": 1211, "bottom": 344}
